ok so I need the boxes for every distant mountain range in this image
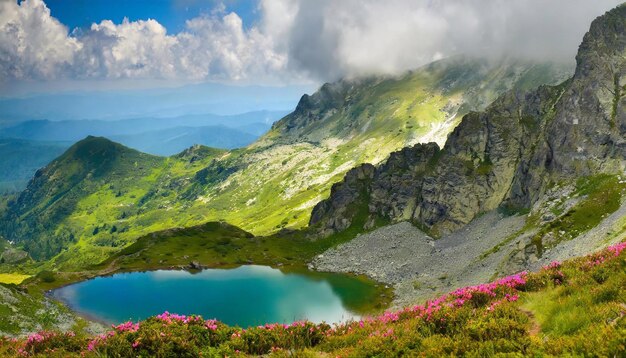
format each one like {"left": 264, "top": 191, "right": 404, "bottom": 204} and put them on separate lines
{"left": 0, "top": 82, "right": 312, "bottom": 122}
{"left": 0, "top": 110, "right": 287, "bottom": 191}
{"left": 109, "top": 126, "right": 258, "bottom": 156}
{"left": 0, "top": 110, "right": 284, "bottom": 143}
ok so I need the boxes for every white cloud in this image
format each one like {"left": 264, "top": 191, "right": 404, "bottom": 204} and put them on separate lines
{"left": 0, "top": 0, "right": 623, "bottom": 84}
{"left": 75, "top": 18, "right": 177, "bottom": 79}
{"left": 0, "top": 0, "right": 290, "bottom": 83}
{"left": 0, "top": 0, "right": 80, "bottom": 80}
{"left": 177, "top": 13, "right": 288, "bottom": 81}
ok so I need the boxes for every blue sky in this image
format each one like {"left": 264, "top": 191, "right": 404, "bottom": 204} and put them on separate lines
{"left": 45, "top": 0, "right": 260, "bottom": 33}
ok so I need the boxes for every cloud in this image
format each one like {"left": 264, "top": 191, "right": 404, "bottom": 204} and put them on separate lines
{"left": 0, "top": 0, "right": 291, "bottom": 83}
{"left": 276, "top": 0, "right": 625, "bottom": 80}
{"left": 0, "top": 0, "right": 80, "bottom": 80}
{"left": 0, "top": 0, "right": 623, "bottom": 84}
{"left": 73, "top": 18, "right": 177, "bottom": 79}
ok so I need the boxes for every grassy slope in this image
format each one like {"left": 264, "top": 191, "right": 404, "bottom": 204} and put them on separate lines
{"left": 530, "top": 175, "right": 626, "bottom": 255}
{"left": 0, "top": 59, "right": 571, "bottom": 271}
{"left": 479, "top": 174, "right": 626, "bottom": 264}
{"left": 0, "top": 139, "right": 70, "bottom": 194}
{"left": 0, "top": 283, "right": 85, "bottom": 337}
{"left": 1, "top": 140, "right": 229, "bottom": 269}
{"left": 0, "top": 273, "right": 30, "bottom": 285}
{"left": 2, "top": 241, "right": 624, "bottom": 357}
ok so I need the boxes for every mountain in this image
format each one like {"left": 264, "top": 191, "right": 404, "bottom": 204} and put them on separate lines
{"left": 198, "top": 57, "right": 571, "bottom": 235}
{"left": 0, "top": 118, "right": 266, "bottom": 194}
{"left": 0, "top": 57, "right": 572, "bottom": 267}
{"left": 0, "top": 82, "right": 312, "bottom": 121}
{"left": 109, "top": 126, "right": 258, "bottom": 155}
{"left": 268, "top": 57, "right": 571, "bottom": 146}
{"left": 0, "top": 139, "right": 71, "bottom": 193}
{"left": 0, "top": 111, "right": 277, "bottom": 165}
{"left": 309, "top": 4, "right": 626, "bottom": 280}
{"left": 1, "top": 136, "right": 168, "bottom": 259}
{"left": 0, "top": 111, "right": 282, "bottom": 142}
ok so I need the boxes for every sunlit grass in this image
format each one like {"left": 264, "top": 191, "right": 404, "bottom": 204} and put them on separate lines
{"left": 0, "top": 273, "right": 30, "bottom": 285}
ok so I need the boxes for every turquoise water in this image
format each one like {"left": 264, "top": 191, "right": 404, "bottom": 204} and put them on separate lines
{"left": 53, "top": 265, "right": 379, "bottom": 327}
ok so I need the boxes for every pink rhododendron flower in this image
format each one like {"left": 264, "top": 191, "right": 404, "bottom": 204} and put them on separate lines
{"left": 113, "top": 321, "right": 139, "bottom": 333}
{"left": 608, "top": 242, "right": 626, "bottom": 256}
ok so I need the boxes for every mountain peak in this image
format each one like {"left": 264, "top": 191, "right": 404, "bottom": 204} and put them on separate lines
{"left": 267, "top": 57, "right": 571, "bottom": 146}
{"left": 175, "top": 144, "right": 225, "bottom": 162}
{"left": 310, "top": 4, "right": 626, "bottom": 238}
{"left": 575, "top": 4, "right": 625, "bottom": 78}
{"left": 58, "top": 136, "right": 154, "bottom": 168}
{"left": 72, "top": 135, "right": 126, "bottom": 150}
{"left": 1, "top": 136, "right": 163, "bottom": 259}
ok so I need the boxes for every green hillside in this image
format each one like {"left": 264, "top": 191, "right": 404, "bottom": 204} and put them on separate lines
{"left": 0, "top": 139, "right": 70, "bottom": 193}
{"left": 0, "top": 58, "right": 570, "bottom": 269}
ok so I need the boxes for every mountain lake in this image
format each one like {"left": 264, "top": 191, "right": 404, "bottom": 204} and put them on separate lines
{"left": 52, "top": 265, "right": 387, "bottom": 326}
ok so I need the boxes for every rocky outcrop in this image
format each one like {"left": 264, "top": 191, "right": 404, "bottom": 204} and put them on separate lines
{"left": 270, "top": 80, "right": 359, "bottom": 142}
{"left": 309, "top": 164, "right": 376, "bottom": 235}
{"left": 0, "top": 248, "right": 29, "bottom": 264}
{"left": 310, "top": 5, "right": 626, "bottom": 238}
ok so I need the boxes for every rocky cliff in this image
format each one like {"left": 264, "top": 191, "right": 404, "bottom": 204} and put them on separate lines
{"left": 310, "top": 4, "right": 626, "bottom": 238}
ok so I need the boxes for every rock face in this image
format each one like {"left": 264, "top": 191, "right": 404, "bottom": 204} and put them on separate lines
{"left": 273, "top": 80, "right": 352, "bottom": 141}
{"left": 0, "top": 248, "right": 29, "bottom": 264}
{"left": 310, "top": 5, "right": 626, "bottom": 237}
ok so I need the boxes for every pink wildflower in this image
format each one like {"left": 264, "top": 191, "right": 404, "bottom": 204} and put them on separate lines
{"left": 113, "top": 321, "right": 139, "bottom": 333}
{"left": 543, "top": 261, "right": 561, "bottom": 270}
{"left": 608, "top": 242, "right": 626, "bottom": 256}
{"left": 205, "top": 319, "right": 218, "bottom": 331}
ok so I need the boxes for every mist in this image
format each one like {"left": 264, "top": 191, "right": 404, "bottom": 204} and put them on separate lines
{"left": 278, "top": 0, "right": 625, "bottom": 80}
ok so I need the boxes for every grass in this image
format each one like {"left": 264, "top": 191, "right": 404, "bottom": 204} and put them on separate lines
{"left": 2, "top": 241, "right": 624, "bottom": 357}
{"left": 519, "top": 248, "right": 626, "bottom": 355}
{"left": 531, "top": 175, "right": 626, "bottom": 255}
{"left": 0, "top": 273, "right": 30, "bottom": 285}
{"left": 0, "top": 282, "right": 85, "bottom": 336}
